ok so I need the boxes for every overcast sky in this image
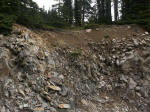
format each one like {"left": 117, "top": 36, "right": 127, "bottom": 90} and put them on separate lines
{"left": 33, "top": 0, "right": 95, "bottom": 10}
{"left": 33, "top": 0, "right": 116, "bottom": 20}
{"left": 33, "top": 0, "right": 57, "bottom": 10}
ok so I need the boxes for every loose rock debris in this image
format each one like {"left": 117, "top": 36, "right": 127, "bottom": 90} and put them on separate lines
{"left": 0, "top": 24, "right": 150, "bottom": 112}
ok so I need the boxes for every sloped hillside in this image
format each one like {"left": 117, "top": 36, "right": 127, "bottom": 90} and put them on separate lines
{"left": 0, "top": 24, "right": 150, "bottom": 112}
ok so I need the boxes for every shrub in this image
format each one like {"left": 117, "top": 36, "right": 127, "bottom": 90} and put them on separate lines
{"left": 50, "top": 21, "right": 70, "bottom": 28}
{"left": 36, "top": 24, "right": 56, "bottom": 31}
{"left": 69, "top": 50, "right": 82, "bottom": 58}
{"left": 104, "top": 35, "right": 110, "bottom": 39}
{"left": 84, "top": 23, "right": 100, "bottom": 29}
{"left": 144, "top": 23, "right": 150, "bottom": 32}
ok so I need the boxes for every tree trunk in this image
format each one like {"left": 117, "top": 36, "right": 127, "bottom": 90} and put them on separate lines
{"left": 106, "top": 0, "right": 112, "bottom": 23}
{"left": 97, "top": 0, "right": 105, "bottom": 23}
{"left": 74, "top": 0, "right": 82, "bottom": 26}
{"left": 114, "top": 0, "right": 118, "bottom": 21}
{"left": 82, "top": 0, "right": 85, "bottom": 24}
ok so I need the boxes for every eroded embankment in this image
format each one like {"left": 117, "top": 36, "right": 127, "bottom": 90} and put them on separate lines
{"left": 0, "top": 24, "right": 150, "bottom": 112}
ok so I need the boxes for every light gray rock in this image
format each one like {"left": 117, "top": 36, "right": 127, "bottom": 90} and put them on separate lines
{"left": 86, "top": 29, "right": 92, "bottom": 33}
{"left": 145, "top": 32, "right": 149, "bottom": 35}
{"left": 24, "top": 33, "right": 29, "bottom": 40}
{"left": 133, "top": 39, "right": 139, "bottom": 46}
{"left": 129, "top": 78, "right": 137, "bottom": 90}
{"left": 60, "top": 86, "right": 69, "bottom": 96}
{"left": 49, "top": 107, "right": 57, "bottom": 112}
{"left": 135, "top": 86, "right": 141, "bottom": 91}
{"left": 58, "top": 104, "right": 71, "bottom": 109}
{"left": 127, "top": 26, "right": 131, "bottom": 29}
{"left": 0, "top": 34, "right": 3, "bottom": 38}
{"left": 1, "top": 106, "right": 6, "bottom": 112}
{"left": 96, "top": 28, "right": 99, "bottom": 31}
{"left": 120, "top": 75, "right": 128, "bottom": 83}
{"left": 23, "top": 104, "right": 29, "bottom": 108}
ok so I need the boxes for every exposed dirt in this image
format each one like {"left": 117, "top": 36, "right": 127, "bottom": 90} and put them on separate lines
{"left": 34, "top": 25, "right": 145, "bottom": 48}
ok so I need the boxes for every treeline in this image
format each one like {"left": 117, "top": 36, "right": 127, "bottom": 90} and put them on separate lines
{"left": 0, "top": 0, "right": 150, "bottom": 34}
{"left": 121, "top": 0, "right": 150, "bottom": 31}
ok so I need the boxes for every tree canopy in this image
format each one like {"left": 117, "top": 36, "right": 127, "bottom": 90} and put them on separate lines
{"left": 0, "top": 0, "right": 150, "bottom": 34}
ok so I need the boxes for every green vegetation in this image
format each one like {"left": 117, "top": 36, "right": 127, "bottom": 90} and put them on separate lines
{"left": 121, "top": 0, "right": 150, "bottom": 31}
{"left": 69, "top": 50, "right": 82, "bottom": 58}
{"left": 104, "top": 35, "right": 110, "bottom": 39}
{"left": 0, "top": 0, "right": 150, "bottom": 34}
{"left": 84, "top": 24, "right": 100, "bottom": 29}
{"left": 0, "top": 14, "right": 14, "bottom": 34}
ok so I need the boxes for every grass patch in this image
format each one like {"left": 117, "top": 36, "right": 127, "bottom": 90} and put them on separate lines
{"left": 84, "top": 23, "right": 100, "bottom": 29}
{"left": 69, "top": 50, "right": 82, "bottom": 58}
{"left": 104, "top": 35, "right": 110, "bottom": 39}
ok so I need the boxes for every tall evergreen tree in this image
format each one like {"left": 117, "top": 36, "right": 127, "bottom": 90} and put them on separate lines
{"left": 97, "top": 0, "right": 105, "bottom": 23}
{"left": 0, "top": 0, "right": 20, "bottom": 34}
{"left": 53, "top": 0, "right": 63, "bottom": 17}
{"left": 1, "top": 0, "right": 150, "bottom": 34}
{"left": 74, "top": 0, "right": 82, "bottom": 26}
{"left": 122, "top": 0, "right": 150, "bottom": 22}
{"left": 63, "top": 0, "right": 73, "bottom": 25}
{"left": 121, "top": 0, "right": 150, "bottom": 31}
{"left": 97, "top": 0, "right": 112, "bottom": 24}
{"left": 81, "top": 0, "right": 92, "bottom": 24}
{"left": 105, "top": 0, "right": 112, "bottom": 23}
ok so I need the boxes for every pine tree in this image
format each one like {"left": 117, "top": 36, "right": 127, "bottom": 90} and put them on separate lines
{"left": 121, "top": 0, "right": 150, "bottom": 31}
{"left": 105, "top": 0, "right": 112, "bottom": 23}
{"left": 81, "top": 0, "right": 92, "bottom": 24}
{"left": 97, "top": 0, "right": 112, "bottom": 24}
{"left": 53, "top": 0, "right": 63, "bottom": 17}
{"left": 74, "top": 0, "right": 82, "bottom": 26}
{"left": 0, "top": 0, "right": 19, "bottom": 34}
{"left": 97, "top": 0, "right": 105, "bottom": 23}
{"left": 63, "top": 0, "right": 73, "bottom": 25}
{"left": 122, "top": 0, "right": 150, "bottom": 23}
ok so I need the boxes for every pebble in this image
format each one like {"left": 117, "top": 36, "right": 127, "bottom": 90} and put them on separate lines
{"left": 34, "top": 106, "right": 44, "bottom": 111}
{"left": 96, "top": 28, "right": 99, "bottom": 31}
{"left": 86, "top": 29, "right": 92, "bottom": 33}
{"left": 135, "top": 86, "right": 141, "bottom": 91}
{"left": 19, "top": 89, "right": 25, "bottom": 97}
{"left": 0, "top": 34, "right": 3, "bottom": 38}
{"left": 120, "top": 75, "right": 128, "bottom": 83}
{"left": 81, "top": 99, "right": 88, "bottom": 105}
{"left": 47, "top": 85, "right": 61, "bottom": 91}
{"left": 58, "top": 104, "right": 71, "bottom": 109}
{"left": 145, "top": 32, "right": 149, "bottom": 35}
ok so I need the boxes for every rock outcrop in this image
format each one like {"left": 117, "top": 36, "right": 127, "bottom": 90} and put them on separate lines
{"left": 0, "top": 24, "right": 150, "bottom": 112}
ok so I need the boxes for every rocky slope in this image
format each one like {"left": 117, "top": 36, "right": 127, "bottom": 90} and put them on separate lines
{"left": 0, "top": 24, "right": 150, "bottom": 112}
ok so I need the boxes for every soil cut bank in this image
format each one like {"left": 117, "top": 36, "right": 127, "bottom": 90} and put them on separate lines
{"left": 0, "top": 24, "right": 150, "bottom": 112}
